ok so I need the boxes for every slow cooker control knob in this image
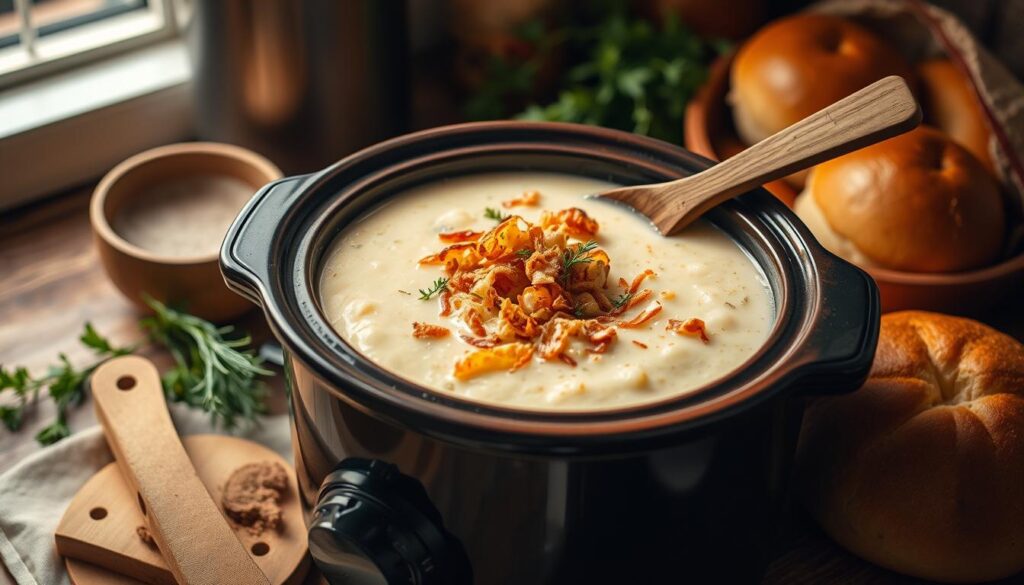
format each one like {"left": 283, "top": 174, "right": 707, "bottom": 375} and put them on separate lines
{"left": 308, "top": 458, "right": 471, "bottom": 585}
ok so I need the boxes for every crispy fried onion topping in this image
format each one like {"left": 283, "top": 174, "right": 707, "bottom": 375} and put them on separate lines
{"left": 438, "top": 229, "right": 482, "bottom": 243}
{"left": 412, "top": 322, "right": 450, "bottom": 338}
{"left": 667, "top": 318, "right": 710, "bottom": 343}
{"left": 454, "top": 343, "right": 534, "bottom": 380}
{"left": 502, "top": 190, "right": 541, "bottom": 208}
{"left": 415, "top": 205, "right": 702, "bottom": 380}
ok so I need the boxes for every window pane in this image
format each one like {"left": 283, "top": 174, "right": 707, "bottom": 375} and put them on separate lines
{"left": 31, "top": 0, "right": 148, "bottom": 37}
{"left": 0, "top": 1, "right": 18, "bottom": 50}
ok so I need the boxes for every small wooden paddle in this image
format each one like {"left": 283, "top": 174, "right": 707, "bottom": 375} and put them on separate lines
{"left": 56, "top": 435, "right": 309, "bottom": 585}
{"left": 596, "top": 75, "right": 921, "bottom": 235}
{"left": 91, "top": 356, "right": 272, "bottom": 585}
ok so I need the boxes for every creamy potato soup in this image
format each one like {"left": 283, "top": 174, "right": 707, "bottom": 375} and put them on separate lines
{"left": 319, "top": 173, "right": 773, "bottom": 411}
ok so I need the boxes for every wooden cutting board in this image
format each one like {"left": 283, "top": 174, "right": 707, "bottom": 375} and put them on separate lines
{"left": 56, "top": 434, "right": 310, "bottom": 585}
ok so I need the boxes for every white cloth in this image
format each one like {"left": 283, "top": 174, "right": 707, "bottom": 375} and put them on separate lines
{"left": 0, "top": 404, "right": 292, "bottom": 585}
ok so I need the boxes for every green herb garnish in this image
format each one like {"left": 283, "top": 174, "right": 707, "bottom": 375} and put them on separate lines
{"left": 611, "top": 292, "right": 634, "bottom": 309}
{"left": 0, "top": 323, "right": 132, "bottom": 445}
{"left": 515, "top": 248, "right": 533, "bottom": 259}
{"left": 572, "top": 302, "right": 586, "bottom": 319}
{"left": 560, "top": 240, "right": 598, "bottom": 284}
{"left": 141, "top": 298, "right": 270, "bottom": 430}
{"left": 484, "top": 207, "right": 508, "bottom": 222}
{"left": 467, "top": 0, "right": 728, "bottom": 144}
{"left": 418, "top": 277, "right": 449, "bottom": 300}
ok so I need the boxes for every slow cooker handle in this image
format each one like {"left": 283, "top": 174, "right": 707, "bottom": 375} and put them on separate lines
{"left": 220, "top": 174, "right": 314, "bottom": 306}
{"left": 794, "top": 253, "right": 881, "bottom": 395}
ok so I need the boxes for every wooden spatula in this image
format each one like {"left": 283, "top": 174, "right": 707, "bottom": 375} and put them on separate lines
{"left": 596, "top": 75, "right": 921, "bottom": 235}
{"left": 91, "top": 356, "right": 272, "bottom": 585}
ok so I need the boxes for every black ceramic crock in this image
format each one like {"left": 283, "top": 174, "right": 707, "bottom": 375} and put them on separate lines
{"left": 220, "top": 121, "right": 880, "bottom": 585}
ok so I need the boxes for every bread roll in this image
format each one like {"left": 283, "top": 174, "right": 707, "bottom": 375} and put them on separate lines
{"left": 796, "top": 126, "right": 1004, "bottom": 272}
{"left": 730, "top": 13, "right": 916, "bottom": 158}
{"left": 797, "top": 311, "right": 1024, "bottom": 583}
{"left": 919, "top": 58, "right": 996, "bottom": 175}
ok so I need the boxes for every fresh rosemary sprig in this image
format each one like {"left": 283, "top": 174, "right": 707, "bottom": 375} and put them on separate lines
{"left": 611, "top": 291, "right": 634, "bottom": 309}
{"left": 560, "top": 240, "right": 598, "bottom": 284}
{"left": 141, "top": 298, "right": 270, "bottom": 430}
{"left": 418, "top": 277, "right": 449, "bottom": 300}
{"left": 484, "top": 207, "right": 508, "bottom": 222}
{"left": 0, "top": 323, "right": 133, "bottom": 445}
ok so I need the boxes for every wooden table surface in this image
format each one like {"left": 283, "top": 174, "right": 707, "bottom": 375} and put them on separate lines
{"left": 2, "top": 185, "right": 1022, "bottom": 585}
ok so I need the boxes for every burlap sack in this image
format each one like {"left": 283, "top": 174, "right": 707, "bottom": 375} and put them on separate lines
{"left": 812, "top": 0, "right": 1024, "bottom": 251}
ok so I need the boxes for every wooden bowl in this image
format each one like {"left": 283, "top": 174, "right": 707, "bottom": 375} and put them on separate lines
{"left": 91, "top": 142, "right": 282, "bottom": 321}
{"left": 685, "top": 53, "right": 1024, "bottom": 315}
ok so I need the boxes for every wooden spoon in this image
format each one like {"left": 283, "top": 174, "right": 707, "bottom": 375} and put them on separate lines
{"left": 91, "top": 355, "right": 272, "bottom": 585}
{"left": 596, "top": 75, "right": 921, "bottom": 235}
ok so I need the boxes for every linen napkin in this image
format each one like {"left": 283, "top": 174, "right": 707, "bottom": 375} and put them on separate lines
{"left": 0, "top": 404, "right": 292, "bottom": 585}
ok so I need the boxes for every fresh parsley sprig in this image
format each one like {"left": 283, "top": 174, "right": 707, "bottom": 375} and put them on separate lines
{"left": 493, "top": 0, "right": 729, "bottom": 144}
{"left": 141, "top": 298, "right": 270, "bottom": 431}
{"left": 560, "top": 240, "right": 598, "bottom": 285}
{"left": 0, "top": 323, "right": 133, "bottom": 445}
{"left": 418, "top": 277, "right": 449, "bottom": 300}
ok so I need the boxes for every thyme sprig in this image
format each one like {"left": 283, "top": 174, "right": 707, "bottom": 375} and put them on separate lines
{"left": 484, "top": 207, "right": 508, "bottom": 222}
{"left": 611, "top": 291, "right": 634, "bottom": 309}
{"left": 560, "top": 240, "right": 598, "bottom": 285}
{"left": 418, "top": 277, "right": 449, "bottom": 300}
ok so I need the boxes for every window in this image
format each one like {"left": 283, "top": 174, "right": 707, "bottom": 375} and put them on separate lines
{"left": 0, "top": 0, "right": 190, "bottom": 209}
{"left": 0, "top": 0, "right": 179, "bottom": 88}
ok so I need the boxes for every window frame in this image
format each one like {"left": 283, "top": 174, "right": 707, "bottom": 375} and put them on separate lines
{"left": 0, "top": 0, "right": 180, "bottom": 89}
{"left": 0, "top": 0, "right": 192, "bottom": 211}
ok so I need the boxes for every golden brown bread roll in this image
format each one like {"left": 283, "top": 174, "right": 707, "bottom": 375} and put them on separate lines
{"left": 730, "top": 13, "right": 916, "bottom": 187}
{"left": 797, "top": 311, "right": 1024, "bottom": 583}
{"left": 918, "top": 58, "right": 996, "bottom": 175}
{"left": 795, "top": 125, "right": 1005, "bottom": 273}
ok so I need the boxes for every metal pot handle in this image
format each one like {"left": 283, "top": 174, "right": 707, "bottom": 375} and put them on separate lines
{"left": 220, "top": 174, "right": 314, "bottom": 307}
{"left": 792, "top": 251, "right": 881, "bottom": 395}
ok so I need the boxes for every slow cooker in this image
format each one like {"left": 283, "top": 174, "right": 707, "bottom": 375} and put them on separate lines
{"left": 220, "top": 122, "right": 880, "bottom": 584}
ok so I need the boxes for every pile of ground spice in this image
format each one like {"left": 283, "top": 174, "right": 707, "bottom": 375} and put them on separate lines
{"left": 221, "top": 461, "right": 289, "bottom": 536}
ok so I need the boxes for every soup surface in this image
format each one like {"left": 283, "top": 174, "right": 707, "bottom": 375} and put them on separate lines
{"left": 320, "top": 173, "right": 773, "bottom": 411}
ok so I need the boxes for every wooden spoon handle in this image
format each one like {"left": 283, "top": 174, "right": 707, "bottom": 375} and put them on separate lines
{"left": 631, "top": 75, "right": 920, "bottom": 235}
{"left": 91, "top": 356, "right": 271, "bottom": 585}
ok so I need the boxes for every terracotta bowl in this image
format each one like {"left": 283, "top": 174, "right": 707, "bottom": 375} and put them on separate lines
{"left": 684, "top": 53, "right": 1024, "bottom": 315}
{"left": 91, "top": 142, "right": 282, "bottom": 321}
{"left": 684, "top": 52, "right": 797, "bottom": 206}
